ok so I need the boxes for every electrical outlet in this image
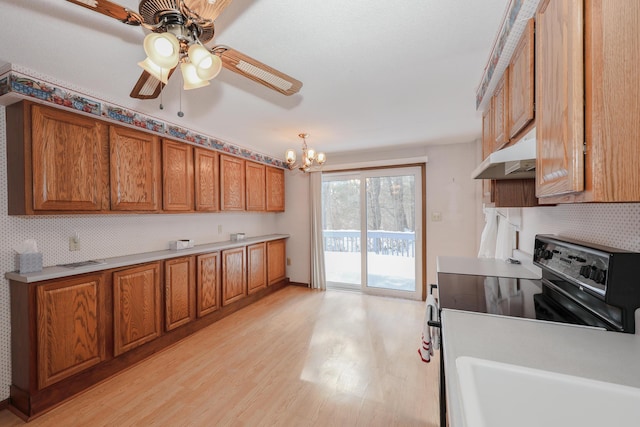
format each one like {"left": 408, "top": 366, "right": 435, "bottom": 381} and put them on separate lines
{"left": 218, "top": 225, "right": 223, "bottom": 234}
{"left": 69, "top": 233, "right": 80, "bottom": 251}
{"left": 287, "top": 257, "right": 291, "bottom": 266}
{"left": 431, "top": 211, "right": 443, "bottom": 222}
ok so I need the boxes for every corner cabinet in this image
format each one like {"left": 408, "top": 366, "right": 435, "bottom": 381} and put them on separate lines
{"left": 6, "top": 102, "right": 109, "bottom": 214}
{"left": 536, "top": 0, "right": 640, "bottom": 202}
{"left": 110, "top": 126, "right": 162, "bottom": 211}
{"left": 220, "top": 154, "right": 246, "bottom": 211}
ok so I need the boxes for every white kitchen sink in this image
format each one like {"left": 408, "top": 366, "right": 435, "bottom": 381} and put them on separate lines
{"left": 455, "top": 356, "right": 640, "bottom": 427}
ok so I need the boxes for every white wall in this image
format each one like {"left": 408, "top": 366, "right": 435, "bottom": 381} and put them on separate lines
{"left": 0, "top": 105, "right": 287, "bottom": 400}
{"left": 278, "top": 171, "right": 310, "bottom": 285}
{"left": 512, "top": 204, "right": 640, "bottom": 254}
{"left": 424, "top": 141, "right": 483, "bottom": 285}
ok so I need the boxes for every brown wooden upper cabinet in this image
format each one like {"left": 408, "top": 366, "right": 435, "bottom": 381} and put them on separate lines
{"left": 508, "top": 19, "right": 535, "bottom": 138}
{"left": 481, "top": 107, "right": 494, "bottom": 204}
{"left": 267, "top": 239, "right": 287, "bottom": 286}
{"left": 110, "top": 126, "right": 161, "bottom": 211}
{"left": 194, "top": 148, "right": 219, "bottom": 212}
{"left": 492, "top": 71, "right": 509, "bottom": 152}
{"left": 246, "top": 161, "right": 266, "bottom": 211}
{"left": 220, "top": 154, "right": 246, "bottom": 211}
{"left": 113, "top": 263, "right": 162, "bottom": 357}
{"left": 164, "top": 256, "right": 196, "bottom": 331}
{"left": 266, "top": 166, "right": 285, "bottom": 212}
{"left": 535, "top": 0, "right": 640, "bottom": 202}
{"left": 36, "top": 273, "right": 106, "bottom": 389}
{"left": 162, "top": 139, "right": 194, "bottom": 212}
{"left": 7, "top": 101, "right": 109, "bottom": 214}
{"left": 222, "top": 247, "right": 246, "bottom": 305}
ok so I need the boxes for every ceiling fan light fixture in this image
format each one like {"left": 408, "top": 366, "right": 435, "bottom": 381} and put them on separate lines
{"left": 144, "top": 32, "right": 180, "bottom": 69}
{"left": 137, "top": 57, "right": 171, "bottom": 84}
{"left": 188, "top": 44, "right": 222, "bottom": 80}
{"left": 181, "top": 62, "right": 210, "bottom": 90}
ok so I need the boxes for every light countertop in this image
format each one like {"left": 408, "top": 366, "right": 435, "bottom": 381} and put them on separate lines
{"left": 6, "top": 234, "right": 289, "bottom": 283}
{"left": 437, "top": 255, "right": 541, "bottom": 280}
{"left": 442, "top": 309, "right": 640, "bottom": 427}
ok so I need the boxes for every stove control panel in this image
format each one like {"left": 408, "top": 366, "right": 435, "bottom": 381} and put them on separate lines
{"left": 534, "top": 236, "right": 609, "bottom": 296}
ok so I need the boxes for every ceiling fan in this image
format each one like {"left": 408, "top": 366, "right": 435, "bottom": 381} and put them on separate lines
{"left": 65, "top": 0, "right": 303, "bottom": 99}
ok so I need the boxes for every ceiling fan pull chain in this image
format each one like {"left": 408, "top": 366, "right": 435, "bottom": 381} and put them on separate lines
{"left": 159, "top": 69, "right": 164, "bottom": 110}
{"left": 178, "top": 78, "right": 185, "bottom": 117}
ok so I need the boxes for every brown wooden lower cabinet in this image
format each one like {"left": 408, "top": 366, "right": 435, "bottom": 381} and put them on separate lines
{"left": 197, "top": 252, "right": 221, "bottom": 317}
{"left": 8, "top": 239, "right": 287, "bottom": 419}
{"left": 36, "top": 274, "right": 106, "bottom": 389}
{"left": 113, "top": 262, "right": 162, "bottom": 357}
{"left": 222, "top": 247, "right": 247, "bottom": 305}
{"left": 165, "top": 256, "right": 196, "bottom": 331}
{"left": 247, "top": 243, "right": 267, "bottom": 294}
{"left": 267, "top": 239, "right": 287, "bottom": 286}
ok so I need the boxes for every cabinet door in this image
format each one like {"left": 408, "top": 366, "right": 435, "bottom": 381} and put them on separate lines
{"left": 492, "top": 72, "right": 509, "bottom": 152}
{"left": 113, "top": 263, "right": 161, "bottom": 356}
{"left": 535, "top": 0, "right": 585, "bottom": 197}
{"left": 222, "top": 247, "right": 246, "bottom": 305}
{"left": 266, "top": 167, "right": 285, "bottom": 212}
{"left": 165, "top": 256, "right": 196, "bottom": 331}
{"left": 247, "top": 243, "right": 267, "bottom": 294}
{"left": 163, "top": 139, "right": 194, "bottom": 211}
{"left": 194, "top": 148, "right": 219, "bottom": 212}
{"left": 481, "top": 106, "right": 494, "bottom": 204}
{"left": 37, "top": 274, "right": 105, "bottom": 389}
{"left": 508, "top": 19, "right": 535, "bottom": 138}
{"left": 246, "top": 161, "right": 266, "bottom": 211}
{"left": 220, "top": 155, "right": 246, "bottom": 211}
{"left": 267, "top": 239, "right": 287, "bottom": 286}
{"left": 110, "top": 126, "right": 161, "bottom": 211}
{"left": 197, "top": 252, "right": 220, "bottom": 317}
{"left": 31, "top": 104, "right": 108, "bottom": 211}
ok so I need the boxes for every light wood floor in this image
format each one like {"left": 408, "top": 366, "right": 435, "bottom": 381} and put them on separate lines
{"left": 0, "top": 286, "right": 440, "bottom": 426}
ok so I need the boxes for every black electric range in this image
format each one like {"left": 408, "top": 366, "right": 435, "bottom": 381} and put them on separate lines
{"left": 432, "top": 235, "right": 640, "bottom": 427}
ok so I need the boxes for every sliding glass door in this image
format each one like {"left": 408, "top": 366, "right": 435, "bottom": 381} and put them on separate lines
{"left": 322, "top": 166, "right": 422, "bottom": 299}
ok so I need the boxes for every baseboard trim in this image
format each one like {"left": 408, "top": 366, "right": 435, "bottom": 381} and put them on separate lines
{"left": 289, "top": 281, "right": 309, "bottom": 287}
{"left": 0, "top": 398, "right": 8, "bottom": 411}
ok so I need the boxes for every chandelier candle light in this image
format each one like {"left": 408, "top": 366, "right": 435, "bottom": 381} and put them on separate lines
{"left": 285, "top": 133, "right": 327, "bottom": 172}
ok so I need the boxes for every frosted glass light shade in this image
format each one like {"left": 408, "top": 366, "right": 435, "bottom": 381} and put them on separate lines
{"left": 317, "top": 152, "right": 327, "bottom": 164}
{"left": 188, "top": 45, "right": 222, "bottom": 81}
{"left": 137, "top": 57, "right": 171, "bottom": 84}
{"left": 181, "top": 62, "right": 210, "bottom": 90}
{"left": 306, "top": 148, "right": 317, "bottom": 161}
{"left": 143, "top": 33, "right": 180, "bottom": 69}
{"left": 285, "top": 149, "right": 296, "bottom": 164}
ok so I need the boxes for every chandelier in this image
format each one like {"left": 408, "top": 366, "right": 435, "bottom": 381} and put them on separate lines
{"left": 285, "top": 133, "right": 327, "bottom": 172}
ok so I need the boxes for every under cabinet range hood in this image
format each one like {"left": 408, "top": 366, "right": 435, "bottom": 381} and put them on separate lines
{"left": 472, "top": 129, "right": 536, "bottom": 180}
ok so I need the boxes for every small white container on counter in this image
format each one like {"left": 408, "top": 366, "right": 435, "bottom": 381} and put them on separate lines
{"left": 169, "top": 240, "right": 194, "bottom": 250}
{"left": 230, "top": 233, "right": 246, "bottom": 241}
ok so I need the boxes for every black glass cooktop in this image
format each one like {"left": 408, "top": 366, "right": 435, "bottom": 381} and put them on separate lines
{"left": 438, "top": 272, "right": 543, "bottom": 319}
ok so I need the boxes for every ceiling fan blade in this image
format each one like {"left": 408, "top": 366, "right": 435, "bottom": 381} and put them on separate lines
{"left": 183, "top": 0, "right": 234, "bottom": 22}
{"left": 130, "top": 68, "right": 176, "bottom": 99}
{"left": 213, "top": 46, "right": 303, "bottom": 96}
{"left": 65, "top": 0, "right": 142, "bottom": 24}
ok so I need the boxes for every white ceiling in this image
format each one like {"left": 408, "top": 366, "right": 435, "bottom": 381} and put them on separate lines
{"left": 0, "top": 0, "right": 509, "bottom": 159}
